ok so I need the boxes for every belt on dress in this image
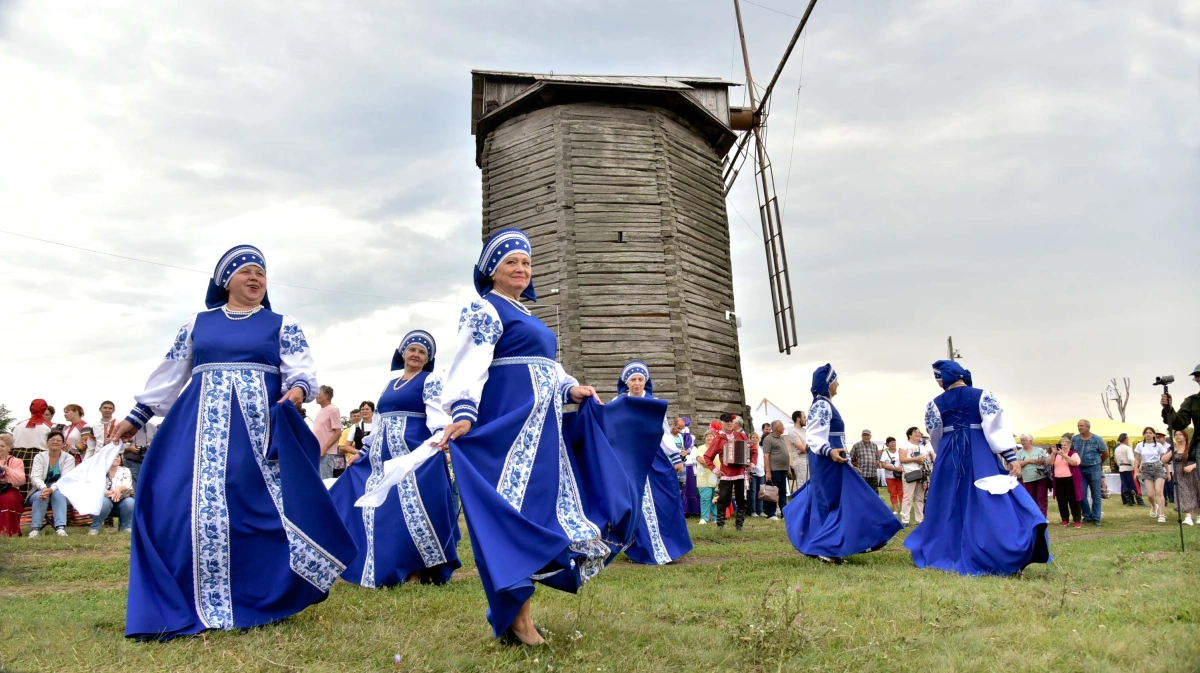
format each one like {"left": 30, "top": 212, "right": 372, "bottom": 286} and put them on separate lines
{"left": 193, "top": 362, "right": 281, "bottom": 375}
{"left": 379, "top": 410, "right": 426, "bottom": 419}
{"left": 490, "top": 356, "right": 556, "bottom": 368}
{"left": 942, "top": 424, "right": 982, "bottom": 432}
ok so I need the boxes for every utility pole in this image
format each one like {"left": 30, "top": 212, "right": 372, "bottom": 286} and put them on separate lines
{"left": 947, "top": 337, "right": 962, "bottom": 361}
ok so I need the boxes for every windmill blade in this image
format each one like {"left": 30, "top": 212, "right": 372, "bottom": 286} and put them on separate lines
{"left": 722, "top": 130, "right": 753, "bottom": 196}
{"left": 749, "top": 122, "right": 798, "bottom": 354}
{"left": 754, "top": 0, "right": 820, "bottom": 117}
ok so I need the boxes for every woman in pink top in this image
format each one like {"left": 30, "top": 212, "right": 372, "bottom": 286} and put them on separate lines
{"left": 1050, "top": 433, "right": 1084, "bottom": 527}
{"left": 0, "top": 433, "right": 27, "bottom": 536}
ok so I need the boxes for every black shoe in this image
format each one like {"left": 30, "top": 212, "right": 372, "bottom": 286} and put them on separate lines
{"left": 499, "top": 625, "right": 547, "bottom": 647}
{"left": 736, "top": 526, "right": 744, "bottom": 533}
{"left": 817, "top": 555, "right": 844, "bottom": 565}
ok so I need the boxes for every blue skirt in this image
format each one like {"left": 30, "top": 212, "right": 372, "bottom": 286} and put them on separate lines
{"left": 904, "top": 428, "right": 1050, "bottom": 575}
{"left": 624, "top": 450, "right": 693, "bottom": 565}
{"left": 783, "top": 453, "right": 902, "bottom": 559}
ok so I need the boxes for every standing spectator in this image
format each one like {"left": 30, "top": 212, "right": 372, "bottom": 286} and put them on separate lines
{"left": 44, "top": 405, "right": 56, "bottom": 425}
{"left": 1158, "top": 432, "right": 1176, "bottom": 505}
{"left": 879, "top": 437, "right": 904, "bottom": 516}
{"left": 747, "top": 432, "right": 765, "bottom": 517}
{"left": 312, "top": 385, "right": 342, "bottom": 480}
{"left": 61, "top": 404, "right": 92, "bottom": 461}
{"left": 1113, "top": 433, "right": 1140, "bottom": 506}
{"left": 1014, "top": 434, "right": 1050, "bottom": 517}
{"left": 338, "top": 409, "right": 362, "bottom": 472}
{"left": 788, "top": 411, "right": 808, "bottom": 493}
{"left": 28, "top": 431, "right": 75, "bottom": 537}
{"left": 86, "top": 401, "right": 119, "bottom": 459}
{"left": 1162, "top": 365, "right": 1200, "bottom": 511}
{"left": 694, "top": 431, "right": 719, "bottom": 524}
{"left": 899, "top": 427, "right": 928, "bottom": 526}
{"left": 353, "top": 401, "right": 376, "bottom": 451}
{"left": 1051, "top": 434, "right": 1084, "bottom": 527}
{"left": 762, "top": 420, "right": 791, "bottom": 520}
{"left": 671, "top": 417, "right": 700, "bottom": 517}
{"left": 849, "top": 430, "right": 880, "bottom": 491}
{"left": 10, "top": 399, "right": 51, "bottom": 500}
{"left": 0, "top": 433, "right": 27, "bottom": 536}
{"left": 1169, "top": 429, "right": 1198, "bottom": 526}
{"left": 1134, "top": 427, "right": 1170, "bottom": 522}
{"left": 1072, "top": 419, "right": 1109, "bottom": 526}
{"left": 124, "top": 422, "right": 156, "bottom": 489}
{"left": 88, "top": 454, "right": 135, "bottom": 535}
{"left": 701, "top": 413, "right": 755, "bottom": 532}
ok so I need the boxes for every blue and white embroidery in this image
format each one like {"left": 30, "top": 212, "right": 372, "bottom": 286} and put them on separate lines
{"left": 192, "top": 370, "right": 234, "bottom": 630}
{"left": 279, "top": 323, "right": 309, "bottom": 356}
{"left": 552, "top": 375, "right": 609, "bottom": 583}
{"left": 809, "top": 400, "right": 832, "bottom": 428}
{"left": 166, "top": 326, "right": 191, "bottom": 361}
{"left": 980, "top": 390, "right": 1001, "bottom": 416}
{"left": 639, "top": 480, "right": 671, "bottom": 565}
{"left": 423, "top": 377, "right": 443, "bottom": 402}
{"left": 388, "top": 417, "right": 448, "bottom": 570}
{"left": 459, "top": 300, "right": 486, "bottom": 329}
{"left": 496, "top": 361, "right": 554, "bottom": 510}
{"left": 466, "top": 311, "right": 501, "bottom": 346}
{"left": 925, "top": 402, "right": 942, "bottom": 433}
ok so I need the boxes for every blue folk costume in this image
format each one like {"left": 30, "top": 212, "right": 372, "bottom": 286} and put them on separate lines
{"left": 784, "top": 365, "right": 902, "bottom": 560}
{"left": 613, "top": 362, "right": 693, "bottom": 565}
{"left": 123, "top": 245, "right": 356, "bottom": 641}
{"left": 440, "top": 228, "right": 667, "bottom": 638}
{"left": 904, "top": 361, "right": 1050, "bottom": 576}
{"left": 327, "top": 331, "right": 461, "bottom": 587}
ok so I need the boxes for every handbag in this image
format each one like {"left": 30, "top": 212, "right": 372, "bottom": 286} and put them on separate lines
{"left": 758, "top": 483, "right": 780, "bottom": 503}
{"left": 903, "top": 469, "right": 924, "bottom": 483}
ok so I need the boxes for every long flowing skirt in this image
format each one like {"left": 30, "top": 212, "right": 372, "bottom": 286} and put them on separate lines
{"left": 624, "top": 452, "right": 693, "bottom": 565}
{"left": 0, "top": 488, "right": 23, "bottom": 536}
{"left": 904, "top": 428, "right": 1050, "bottom": 576}
{"left": 449, "top": 364, "right": 664, "bottom": 637}
{"left": 783, "top": 453, "right": 902, "bottom": 558}
{"left": 682, "top": 465, "right": 700, "bottom": 516}
{"left": 125, "top": 371, "right": 356, "bottom": 640}
{"left": 328, "top": 414, "right": 460, "bottom": 587}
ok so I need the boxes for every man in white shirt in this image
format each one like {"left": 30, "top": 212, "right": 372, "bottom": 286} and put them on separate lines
{"left": 787, "top": 410, "right": 808, "bottom": 494}
{"left": 86, "top": 401, "right": 119, "bottom": 459}
{"left": 1114, "top": 433, "right": 1142, "bottom": 506}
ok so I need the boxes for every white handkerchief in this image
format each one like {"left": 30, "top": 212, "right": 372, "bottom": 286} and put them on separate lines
{"left": 355, "top": 441, "right": 442, "bottom": 508}
{"left": 57, "top": 441, "right": 123, "bottom": 516}
{"left": 974, "top": 474, "right": 1019, "bottom": 495}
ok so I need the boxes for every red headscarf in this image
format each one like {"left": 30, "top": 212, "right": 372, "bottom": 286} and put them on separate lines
{"left": 26, "top": 399, "right": 51, "bottom": 429}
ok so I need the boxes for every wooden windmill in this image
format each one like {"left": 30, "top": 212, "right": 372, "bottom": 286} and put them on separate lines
{"left": 469, "top": 0, "right": 819, "bottom": 422}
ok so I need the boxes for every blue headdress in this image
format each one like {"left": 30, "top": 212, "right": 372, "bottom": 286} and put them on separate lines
{"left": 617, "top": 360, "right": 653, "bottom": 396}
{"left": 474, "top": 228, "right": 536, "bottom": 302}
{"left": 205, "top": 245, "right": 271, "bottom": 310}
{"left": 932, "top": 360, "right": 972, "bottom": 388}
{"left": 391, "top": 330, "right": 436, "bottom": 372}
{"left": 810, "top": 363, "right": 837, "bottom": 398}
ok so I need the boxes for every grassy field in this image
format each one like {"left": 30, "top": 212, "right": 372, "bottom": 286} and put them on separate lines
{"left": 2, "top": 502, "right": 1198, "bottom": 673}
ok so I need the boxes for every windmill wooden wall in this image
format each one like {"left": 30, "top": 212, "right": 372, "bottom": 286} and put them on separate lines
{"left": 478, "top": 97, "right": 749, "bottom": 424}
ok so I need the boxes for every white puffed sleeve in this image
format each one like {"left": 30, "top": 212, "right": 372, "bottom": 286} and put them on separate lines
{"left": 126, "top": 314, "right": 198, "bottom": 429}
{"left": 422, "top": 372, "right": 451, "bottom": 436}
{"left": 279, "top": 315, "right": 317, "bottom": 402}
{"left": 555, "top": 363, "right": 579, "bottom": 405}
{"left": 979, "top": 389, "right": 1018, "bottom": 463}
{"left": 925, "top": 400, "right": 943, "bottom": 450}
{"left": 660, "top": 418, "right": 682, "bottom": 466}
{"left": 442, "top": 299, "right": 503, "bottom": 425}
{"left": 806, "top": 399, "right": 834, "bottom": 458}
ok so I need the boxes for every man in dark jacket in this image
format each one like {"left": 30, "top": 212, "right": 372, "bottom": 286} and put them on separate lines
{"left": 1162, "top": 364, "right": 1200, "bottom": 466}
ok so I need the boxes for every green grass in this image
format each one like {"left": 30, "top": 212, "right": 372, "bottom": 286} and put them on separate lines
{"left": 2, "top": 502, "right": 1199, "bottom": 673}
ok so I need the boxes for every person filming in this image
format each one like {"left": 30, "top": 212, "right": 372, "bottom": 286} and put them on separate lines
{"left": 1161, "top": 365, "right": 1200, "bottom": 518}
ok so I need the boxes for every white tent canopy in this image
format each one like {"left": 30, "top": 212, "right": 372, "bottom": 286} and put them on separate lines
{"left": 751, "top": 398, "right": 793, "bottom": 434}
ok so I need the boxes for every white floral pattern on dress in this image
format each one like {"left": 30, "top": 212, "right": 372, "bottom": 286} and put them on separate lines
{"left": 496, "top": 361, "right": 554, "bottom": 510}
{"left": 925, "top": 401, "right": 942, "bottom": 433}
{"left": 166, "top": 326, "right": 191, "bottom": 361}
{"left": 809, "top": 400, "right": 832, "bottom": 428}
{"left": 279, "top": 324, "right": 309, "bottom": 355}
{"left": 359, "top": 416, "right": 391, "bottom": 588}
{"left": 460, "top": 302, "right": 502, "bottom": 346}
{"left": 423, "top": 378, "right": 443, "bottom": 401}
{"left": 639, "top": 479, "right": 671, "bottom": 565}
{"left": 980, "top": 390, "right": 1001, "bottom": 416}
{"left": 552, "top": 379, "right": 610, "bottom": 583}
{"left": 192, "top": 369, "right": 234, "bottom": 630}
{"left": 386, "top": 415, "right": 448, "bottom": 570}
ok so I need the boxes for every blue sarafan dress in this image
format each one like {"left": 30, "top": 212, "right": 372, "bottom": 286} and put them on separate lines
{"left": 440, "top": 227, "right": 666, "bottom": 638}
{"left": 613, "top": 362, "right": 693, "bottom": 566}
{"left": 327, "top": 343, "right": 461, "bottom": 587}
{"left": 122, "top": 245, "right": 356, "bottom": 640}
{"left": 904, "top": 361, "right": 1050, "bottom": 576}
{"left": 784, "top": 365, "right": 902, "bottom": 560}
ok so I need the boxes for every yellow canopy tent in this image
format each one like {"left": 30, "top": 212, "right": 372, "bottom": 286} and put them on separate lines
{"left": 1028, "top": 419, "right": 1149, "bottom": 446}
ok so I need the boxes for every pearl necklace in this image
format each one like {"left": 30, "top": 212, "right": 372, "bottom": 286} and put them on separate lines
{"left": 392, "top": 373, "right": 419, "bottom": 391}
{"left": 223, "top": 305, "right": 264, "bottom": 321}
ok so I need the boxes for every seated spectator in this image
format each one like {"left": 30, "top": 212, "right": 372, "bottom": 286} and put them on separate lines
{"left": 89, "top": 454, "right": 135, "bottom": 535}
{"left": 1014, "top": 433, "right": 1050, "bottom": 517}
{"left": 28, "top": 431, "right": 75, "bottom": 537}
{"left": 0, "top": 433, "right": 27, "bottom": 537}
{"left": 879, "top": 437, "right": 903, "bottom": 516}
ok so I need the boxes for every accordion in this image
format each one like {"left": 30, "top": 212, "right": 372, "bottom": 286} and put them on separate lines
{"left": 721, "top": 438, "right": 748, "bottom": 467}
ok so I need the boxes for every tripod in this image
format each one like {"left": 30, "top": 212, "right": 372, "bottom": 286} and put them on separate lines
{"left": 1162, "top": 382, "right": 1186, "bottom": 553}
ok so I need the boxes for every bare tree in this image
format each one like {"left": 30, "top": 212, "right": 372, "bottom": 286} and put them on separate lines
{"left": 1101, "top": 377, "right": 1131, "bottom": 422}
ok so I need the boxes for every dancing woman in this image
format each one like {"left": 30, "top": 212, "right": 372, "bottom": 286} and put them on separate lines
{"left": 430, "top": 228, "right": 664, "bottom": 646}
{"left": 904, "top": 360, "right": 1050, "bottom": 576}
{"left": 328, "top": 330, "right": 461, "bottom": 587}
{"left": 107, "top": 245, "right": 356, "bottom": 640}
{"left": 613, "top": 361, "right": 693, "bottom": 565}
{"left": 783, "top": 364, "right": 902, "bottom": 563}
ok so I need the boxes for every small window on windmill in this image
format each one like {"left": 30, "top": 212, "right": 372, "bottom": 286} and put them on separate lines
{"left": 617, "top": 231, "right": 624, "bottom": 243}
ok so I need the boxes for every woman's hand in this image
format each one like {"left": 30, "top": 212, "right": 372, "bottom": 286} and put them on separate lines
{"left": 105, "top": 420, "right": 136, "bottom": 446}
{"left": 569, "top": 386, "right": 602, "bottom": 404}
{"left": 829, "top": 448, "right": 848, "bottom": 463}
{"left": 1008, "top": 463, "right": 1023, "bottom": 478}
{"left": 278, "top": 387, "right": 305, "bottom": 408}
{"left": 1185, "top": 464, "right": 1196, "bottom": 474}
{"left": 39, "top": 488, "right": 51, "bottom": 501}
{"left": 435, "top": 420, "right": 473, "bottom": 451}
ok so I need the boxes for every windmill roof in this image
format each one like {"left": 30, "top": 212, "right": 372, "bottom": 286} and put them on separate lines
{"left": 471, "top": 70, "right": 741, "bottom": 88}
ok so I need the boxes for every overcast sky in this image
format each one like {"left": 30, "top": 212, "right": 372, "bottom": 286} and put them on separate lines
{"left": 2, "top": 0, "right": 1197, "bottom": 438}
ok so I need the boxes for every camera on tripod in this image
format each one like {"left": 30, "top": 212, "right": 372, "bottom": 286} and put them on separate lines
{"left": 1155, "top": 375, "right": 1174, "bottom": 404}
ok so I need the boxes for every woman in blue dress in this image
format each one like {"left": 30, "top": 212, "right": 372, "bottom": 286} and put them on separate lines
{"left": 904, "top": 360, "right": 1050, "bottom": 576}
{"left": 429, "top": 228, "right": 665, "bottom": 646}
{"left": 328, "top": 330, "right": 461, "bottom": 587}
{"left": 784, "top": 364, "right": 902, "bottom": 563}
{"left": 107, "top": 245, "right": 356, "bottom": 640}
{"left": 613, "top": 361, "right": 693, "bottom": 565}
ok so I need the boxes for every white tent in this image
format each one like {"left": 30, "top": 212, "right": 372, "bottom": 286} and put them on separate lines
{"left": 751, "top": 398, "right": 793, "bottom": 434}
